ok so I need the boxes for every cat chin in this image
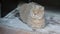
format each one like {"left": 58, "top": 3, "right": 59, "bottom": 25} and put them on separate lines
{"left": 30, "top": 15, "right": 43, "bottom": 19}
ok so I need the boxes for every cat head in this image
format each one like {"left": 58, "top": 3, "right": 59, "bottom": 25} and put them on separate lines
{"left": 30, "top": 5, "right": 44, "bottom": 19}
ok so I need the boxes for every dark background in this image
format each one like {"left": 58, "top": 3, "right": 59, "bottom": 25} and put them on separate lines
{"left": 1, "top": 0, "right": 60, "bottom": 17}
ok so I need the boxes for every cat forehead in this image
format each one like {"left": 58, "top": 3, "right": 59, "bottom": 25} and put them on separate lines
{"left": 32, "top": 5, "right": 44, "bottom": 10}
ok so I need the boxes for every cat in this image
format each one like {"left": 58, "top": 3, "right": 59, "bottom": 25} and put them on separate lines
{"left": 18, "top": 2, "right": 45, "bottom": 30}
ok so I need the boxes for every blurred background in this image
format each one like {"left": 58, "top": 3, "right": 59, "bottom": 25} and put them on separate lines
{"left": 1, "top": 0, "right": 60, "bottom": 17}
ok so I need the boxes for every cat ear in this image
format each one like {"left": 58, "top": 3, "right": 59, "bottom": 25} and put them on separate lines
{"left": 39, "top": 6, "right": 44, "bottom": 11}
